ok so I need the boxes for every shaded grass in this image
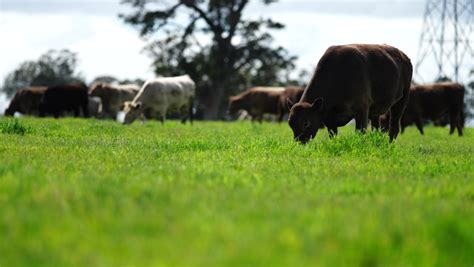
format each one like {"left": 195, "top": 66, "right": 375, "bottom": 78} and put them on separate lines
{"left": 0, "top": 117, "right": 473, "bottom": 267}
{"left": 0, "top": 118, "right": 31, "bottom": 135}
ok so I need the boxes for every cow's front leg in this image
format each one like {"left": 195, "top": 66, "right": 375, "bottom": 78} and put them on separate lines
{"left": 158, "top": 108, "right": 167, "bottom": 125}
{"left": 327, "top": 127, "right": 338, "bottom": 138}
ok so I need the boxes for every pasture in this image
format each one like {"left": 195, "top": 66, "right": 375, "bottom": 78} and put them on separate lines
{"left": 0, "top": 117, "right": 473, "bottom": 267}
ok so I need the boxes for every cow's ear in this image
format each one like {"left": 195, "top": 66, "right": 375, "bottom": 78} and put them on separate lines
{"left": 286, "top": 98, "right": 295, "bottom": 111}
{"left": 134, "top": 101, "right": 142, "bottom": 109}
{"left": 311, "top": 98, "right": 324, "bottom": 112}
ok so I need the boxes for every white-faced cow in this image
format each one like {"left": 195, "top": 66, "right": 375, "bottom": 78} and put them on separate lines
{"left": 121, "top": 75, "right": 195, "bottom": 125}
{"left": 287, "top": 44, "right": 413, "bottom": 144}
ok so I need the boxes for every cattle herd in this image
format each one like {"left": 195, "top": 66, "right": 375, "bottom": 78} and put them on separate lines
{"left": 3, "top": 44, "right": 466, "bottom": 143}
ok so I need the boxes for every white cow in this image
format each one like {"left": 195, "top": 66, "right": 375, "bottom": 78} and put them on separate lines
{"left": 121, "top": 75, "right": 195, "bottom": 125}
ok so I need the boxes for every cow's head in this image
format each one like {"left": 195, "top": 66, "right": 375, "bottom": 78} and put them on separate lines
{"left": 287, "top": 98, "right": 324, "bottom": 144}
{"left": 228, "top": 96, "right": 242, "bottom": 115}
{"left": 121, "top": 101, "right": 143, "bottom": 124}
{"left": 4, "top": 108, "right": 14, "bottom": 116}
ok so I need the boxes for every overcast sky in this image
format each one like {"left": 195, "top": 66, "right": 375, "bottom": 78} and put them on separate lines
{"left": 0, "top": 0, "right": 471, "bottom": 105}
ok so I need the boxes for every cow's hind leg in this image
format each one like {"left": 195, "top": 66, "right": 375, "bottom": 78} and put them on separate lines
{"left": 456, "top": 113, "right": 463, "bottom": 136}
{"left": 449, "top": 108, "right": 463, "bottom": 136}
{"left": 370, "top": 116, "right": 380, "bottom": 131}
{"left": 54, "top": 107, "right": 61, "bottom": 118}
{"left": 354, "top": 107, "right": 369, "bottom": 133}
{"left": 388, "top": 93, "right": 409, "bottom": 142}
{"left": 189, "top": 97, "right": 194, "bottom": 125}
{"left": 414, "top": 115, "right": 424, "bottom": 135}
{"left": 180, "top": 105, "right": 188, "bottom": 124}
{"left": 74, "top": 106, "right": 80, "bottom": 117}
{"left": 449, "top": 111, "right": 457, "bottom": 135}
{"left": 82, "top": 102, "right": 90, "bottom": 118}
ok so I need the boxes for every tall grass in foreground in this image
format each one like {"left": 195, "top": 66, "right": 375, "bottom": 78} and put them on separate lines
{"left": 0, "top": 118, "right": 31, "bottom": 135}
{"left": 0, "top": 117, "right": 473, "bottom": 267}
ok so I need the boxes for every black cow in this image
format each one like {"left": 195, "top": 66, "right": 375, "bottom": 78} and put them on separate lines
{"left": 39, "top": 83, "right": 89, "bottom": 118}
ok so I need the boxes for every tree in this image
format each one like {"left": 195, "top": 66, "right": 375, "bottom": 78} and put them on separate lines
{"left": 1, "top": 49, "right": 84, "bottom": 98}
{"left": 91, "top": 75, "right": 119, "bottom": 85}
{"left": 121, "top": 0, "right": 298, "bottom": 119}
{"left": 119, "top": 78, "right": 146, "bottom": 87}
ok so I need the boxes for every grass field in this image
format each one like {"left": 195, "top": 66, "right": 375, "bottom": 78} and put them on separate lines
{"left": 0, "top": 117, "right": 473, "bottom": 267}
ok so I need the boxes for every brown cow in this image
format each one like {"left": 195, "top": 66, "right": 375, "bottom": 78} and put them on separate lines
{"left": 89, "top": 83, "right": 139, "bottom": 119}
{"left": 228, "top": 87, "right": 285, "bottom": 123}
{"left": 381, "top": 82, "right": 465, "bottom": 136}
{"left": 287, "top": 44, "right": 413, "bottom": 144}
{"left": 4, "top": 86, "right": 47, "bottom": 116}
{"left": 277, "top": 86, "right": 304, "bottom": 121}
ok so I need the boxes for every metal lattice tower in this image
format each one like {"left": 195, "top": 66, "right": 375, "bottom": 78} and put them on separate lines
{"left": 415, "top": 0, "right": 474, "bottom": 83}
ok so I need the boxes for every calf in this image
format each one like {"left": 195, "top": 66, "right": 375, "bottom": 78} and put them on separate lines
{"left": 381, "top": 82, "right": 465, "bottom": 136}
{"left": 4, "top": 86, "right": 47, "bottom": 116}
{"left": 288, "top": 44, "right": 413, "bottom": 144}
{"left": 121, "top": 75, "right": 195, "bottom": 124}
{"left": 39, "top": 83, "right": 89, "bottom": 118}
{"left": 89, "top": 83, "right": 139, "bottom": 119}
{"left": 228, "top": 87, "right": 285, "bottom": 123}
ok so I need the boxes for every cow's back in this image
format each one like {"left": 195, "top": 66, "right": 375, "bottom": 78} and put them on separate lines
{"left": 302, "top": 44, "right": 412, "bottom": 116}
{"left": 44, "top": 84, "right": 88, "bottom": 104}
{"left": 136, "top": 75, "right": 195, "bottom": 110}
{"left": 100, "top": 85, "right": 139, "bottom": 113}
{"left": 241, "top": 87, "right": 283, "bottom": 115}
{"left": 366, "top": 45, "right": 412, "bottom": 109}
{"left": 409, "top": 82, "right": 464, "bottom": 119}
{"left": 41, "top": 83, "right": 89, "bottom": 116}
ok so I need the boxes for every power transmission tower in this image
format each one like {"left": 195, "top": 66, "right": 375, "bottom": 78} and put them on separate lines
{"left": 415, "top": 0, "right": 474, "bottom": 83}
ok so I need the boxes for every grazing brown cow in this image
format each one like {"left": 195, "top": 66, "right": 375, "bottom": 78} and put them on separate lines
{"left": 89, "top": 83, "right": 139, "bottom": 119}
{"left": 4, "top": 86, "right": 47, "bottom": 116}
{"left": 277, "top": 86, "right": 304, "bottom": 121}
{"left": 228, "top": 87, "right": 285, "bottom": 123}
{"left": 287, "top": 44, "right": 413, "bottom": 144}
{"left": 381, "top": 82, "right": 465, "bottom": 136}
{"left": 39, "top": 83, "right": 89, "bottom": 118}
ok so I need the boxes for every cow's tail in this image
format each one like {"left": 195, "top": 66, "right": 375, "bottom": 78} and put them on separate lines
{"left": 189, "top": 96, "right": 194, "bottom": 125}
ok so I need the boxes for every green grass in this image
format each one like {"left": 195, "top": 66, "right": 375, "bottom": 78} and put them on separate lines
{"left": 0, "top": 118, "right": 31, "bottom": 135}
{"left": 0, "top": 117, "right": 473, "bottom": 267}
